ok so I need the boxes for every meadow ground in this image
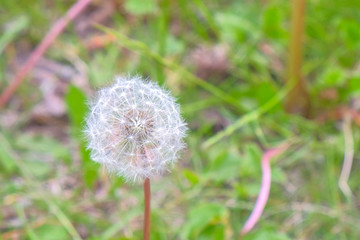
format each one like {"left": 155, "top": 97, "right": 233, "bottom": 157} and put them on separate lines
{"left": 1, "top": 0, "right": 360, "bottom": 239}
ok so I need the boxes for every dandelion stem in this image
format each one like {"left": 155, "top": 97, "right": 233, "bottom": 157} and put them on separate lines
{"left": 144, "top": 178, "right": 151, "bottom": 240}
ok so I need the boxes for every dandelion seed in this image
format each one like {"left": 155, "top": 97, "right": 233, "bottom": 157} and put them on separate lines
{"left": 84, "top": 75, "right": 187, "bottom": 183}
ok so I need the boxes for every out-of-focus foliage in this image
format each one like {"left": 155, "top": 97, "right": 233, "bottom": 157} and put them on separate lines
{"left": 1, "top": 0, "right": 360, "bottom": 239}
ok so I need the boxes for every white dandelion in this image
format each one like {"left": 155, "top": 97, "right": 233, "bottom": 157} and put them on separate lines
{"left": 84, "top": 75, "right": 187, "bottom": 183}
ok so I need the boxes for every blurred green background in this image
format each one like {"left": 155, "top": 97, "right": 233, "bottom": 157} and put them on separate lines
{"left": 1, "top": 0, "right": 360, "bottom": 239}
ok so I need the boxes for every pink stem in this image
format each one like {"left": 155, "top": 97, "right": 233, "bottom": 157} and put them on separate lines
{"left": 241, "top": 144, "right": 288, "bottom": 235}
{"left": 0, "top": 0, "right": 92, "bottom": 108}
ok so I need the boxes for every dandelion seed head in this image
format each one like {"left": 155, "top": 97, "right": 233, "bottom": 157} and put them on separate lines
{"left": 84, "top": 75, "right": 187, "bottom": 183}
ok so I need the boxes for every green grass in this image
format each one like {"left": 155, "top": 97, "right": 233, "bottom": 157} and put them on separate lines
{"left": 1, "top": 0, "right": 360, "bottom": 239}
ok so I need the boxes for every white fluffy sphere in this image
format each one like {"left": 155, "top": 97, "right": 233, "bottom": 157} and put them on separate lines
{"left": 84, "top": 76, "right": 187, "bottom": 182}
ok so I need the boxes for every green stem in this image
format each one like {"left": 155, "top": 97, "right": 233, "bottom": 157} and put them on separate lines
{"left": 285, "top": 0, "right": 309, "bottom": 115}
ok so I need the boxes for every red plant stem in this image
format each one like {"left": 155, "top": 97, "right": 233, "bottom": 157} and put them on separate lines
{"left": 0, "top": 0, "right": 92, "bottom": 109}
{"left": 144, "top": 178, "right": 151, "bottom": 240}
{"left": 241, "top": 144, "right": 288, "bottom": 236}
